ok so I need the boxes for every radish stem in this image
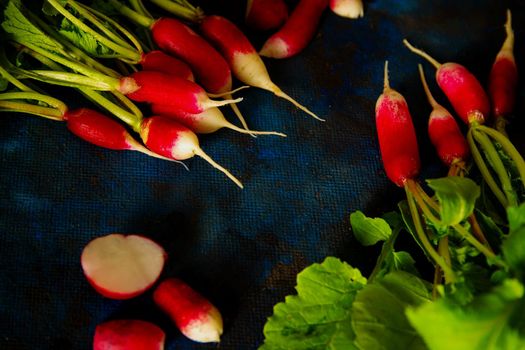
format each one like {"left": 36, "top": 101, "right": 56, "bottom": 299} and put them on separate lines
{"left": 467, "top": 129, "right": 508, "bottom": 207}
{"left": 0, "top": 101, "right": 63, "bottom": 120}
{"left": 108, "top": 0, "right": 155, "bottom": 28}
{"left": 476, "top": 125, "right": 525, "bottom": 188}
{"left": 405, "top": 180, "right": 455, "bottom": 283}
{"left": 0, "top": 92, "right": 67, "bottom": 115}
{"left": 403, "top": 39, "right": 442, "bottom": 69}
{"left": 472, "top": 128, "right": 517, "bottom": 207}
{"left": 146, "top": 0, "right": 204, "bottom": 23}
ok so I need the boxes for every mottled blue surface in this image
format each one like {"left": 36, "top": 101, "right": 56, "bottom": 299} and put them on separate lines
{"left": 1, "top": 0, "right": 524, "bottom": 349}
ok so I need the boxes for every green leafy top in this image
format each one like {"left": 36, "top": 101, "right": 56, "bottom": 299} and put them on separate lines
{"left": 260, "top": 257, "right": 366, "bottom": 350}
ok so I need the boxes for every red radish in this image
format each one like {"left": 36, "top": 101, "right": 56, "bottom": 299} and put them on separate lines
{"left": 140, "top": 50, "right": 195, "bottom": 81}
{"left": 418, "top": 65, "right": 469, "bottom": 167}
{"left": 245, "top": 0, "right": 289, "bottom": 31}
{"left": 329, "top": 0, "right": 364, "bottom": 18}
{"left": 489, "top": 10, "right": 517, "bottom": 120}
{"left": 139, "top": 116, "right": 243, "bottom": 188}
{"left": 199, "top": 15, "right": 323, "bottom": 121}
{"left": 64, "top": 108, "right": 175, "bottom": 162}
{"left": 93, "top": 319, "right": 165, "bottom": 350}
{"left": 153, "top": 278, "right": 223, "bottom": 343}
{"left": 150, "top": 17, "right": 250, "bottom": 131}
{"left": 403, "top": 39, "right": 490, "bottom": 125}
{"left": 375, "top": 61, "right": 420, "bottom": 187}
{"left": 259, "top": 0, "right": 328, "bottom": 59}
{"left": 119, "top": 71, "right": 242, "bottom": 114}
{"left": 81, "top": 234, "right": 167, "bottom": 300}
{"left": 151, "top": 104, "right": 286, "bottom": 136}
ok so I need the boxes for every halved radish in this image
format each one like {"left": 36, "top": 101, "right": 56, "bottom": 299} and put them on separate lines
{"left": 81, "top": 234, "right": 167, "bottom": 299}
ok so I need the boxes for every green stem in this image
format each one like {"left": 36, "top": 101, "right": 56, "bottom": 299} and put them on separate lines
{"left": 25, "top": 13, "right": 120, "bottom": 78}
{"left": 472, "top": 128, "right": 517, "bottom": 207}
{"left": 0, "top": 101, "right": 63, "bottom": 120}
{"left": 452, "top": 223, "right": 507, "bottom": 268}
{"left": 0, "top": 92, "right": 67, "bottom": 115}
{"left": 47, "top": 0, "right": 142, "bottom": 62}
{"left": 477, "top": 125, "right": 525, "bottom": 190}
{"left": 467, "top": 128, "right": 508, "bottom": 207}
{"left": 494, "top": 117, "right": 508, "bottom": 137}
{"left": 75, "top": 1, "right": 145, "bottom": 63}
{"left": 26, "top": 70, "right": 116, "bottom": 90}
{"left": 79, "top": 89, "right": 142, "bottom": 132}
{"left": 0, "top": 64, "right": 34, "bottom": 92}
{"left": 129, "top": 0, "right": 154, "bottom": 18}
{"left": 405, "top": 181, "right": 456, "bottom": 283}
{"left": 108, "top": 0, "right": 155, "bottom": 28}
{"left": 147, "top": 0, "right": 204, "bottom": 23}
{"left": 368, "top": 229, "right": 400, "bottom": 283}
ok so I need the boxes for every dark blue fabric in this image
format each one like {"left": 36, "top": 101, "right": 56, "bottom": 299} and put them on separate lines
{"left": 1, "top": 0, "right": 524, "bottom": 349}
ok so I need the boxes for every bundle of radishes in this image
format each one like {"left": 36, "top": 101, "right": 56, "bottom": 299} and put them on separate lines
{"left": 82, "top": 233, "right": 223, "bottom": 347}
{"left": 1, "top": 0, "right": 363, "bottom": 188}
{"left": 374, "top": 10, "right": 523, "bottom": 286}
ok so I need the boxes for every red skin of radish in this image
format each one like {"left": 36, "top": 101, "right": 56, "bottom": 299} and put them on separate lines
{"left": 151, "top": 18, "right": 232, "bottom": 94}
{"left": 428, "top": 107, "right": 469, "bottom": 166}
{"left": 489, "top": 57, "right": 517, "bottom": 118}
{"left": 376, "top": 68, "right": 420, "bottom": 187}
{"left": 93, "top": 319, "right": 165, "bottom": 350}
{"left": 141, "top": 50, "right": 195, "bottom": 82}
{"left": 64, "top": 108, "right": 137, "bottom": 150}
{"left": 245, "top": 0, "right": 289, "bottom": 31}
{"left": 259, "top": 0, "right": 329, "bottom": 59}
{"left": 120, "top": 71, "right": 222, "bottom": 114}
{"left": 436, "top": 63, "right": 490, "bottom": 125}
{"left": 153, "top": 278, "right": 223, "bottom": 343}
{"left": 139, "top": 116, "right": 199, "bottom": 160}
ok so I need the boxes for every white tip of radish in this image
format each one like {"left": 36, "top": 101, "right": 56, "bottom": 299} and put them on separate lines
{"left": 126, "top": 135, "right": 189, "bottom": 170}
{"left": 330, "top": 0, "right": 364, "bottom": 19}
{"left": 402, "top": 39, "right": 442, "bottom": 70}
{"left": 259, "top": 38, "right": 290, "bottom": 59}
{"left": 81, "top": 234, "right": 166, "bottom": 299}
{"left": 183, "top": 306, "right": 223, "bottom": 343}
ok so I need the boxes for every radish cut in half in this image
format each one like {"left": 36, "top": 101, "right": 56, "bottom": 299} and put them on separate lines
{"left": 81, "top": 234, "right": 167, "bottom": 299}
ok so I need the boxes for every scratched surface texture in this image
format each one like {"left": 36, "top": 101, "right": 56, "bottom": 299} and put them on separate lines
{"left": 1, "top": 0, "right": 524, "bottom": 349}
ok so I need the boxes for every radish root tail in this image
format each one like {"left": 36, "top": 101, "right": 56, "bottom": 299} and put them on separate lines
{"left": 418, "top": 64, "right": 440, "bottom": 108}
{"left": 207, "top": 86, "right": 250, "bottom": 98}
{"left": 194, "top": 148, "right": 244, "bottom": 189}
{"left": 403, "top": 39, "right": 442, "bottom": 69}
{"left": 225, "top": 122, "right": 287, "bottom": 137}
{"left": 271, "top": 86, "right": 325, "bottom": 121}
{"left": 205, "top": 96, "right": 243, "bottom": 109}
{"left": 228, "top": 100, "right": 255, "bottom": 137}
{"left": 129, "top": 138, "right": 190, "bottom": 170}
{"left": 383, "top": 60, "right": 390, "bottom": 91}
{"left": 502, "top": 9, "right": 514, "bottom": 51}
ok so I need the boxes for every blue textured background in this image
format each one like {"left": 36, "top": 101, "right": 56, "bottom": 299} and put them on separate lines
{"left": 1, "top": 0, "right": 524, "bottom": 349}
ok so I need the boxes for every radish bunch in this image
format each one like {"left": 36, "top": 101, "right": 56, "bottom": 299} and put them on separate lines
{"left": 403, "top": 10, "right": 524, "bottom": 209}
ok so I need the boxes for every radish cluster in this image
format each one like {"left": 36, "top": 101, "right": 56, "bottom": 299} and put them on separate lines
{"left": 82, "top": 233, "right": 223, "bottom": 347}
{"left": 374, "top": 10, "right": 523, "bottom": 287}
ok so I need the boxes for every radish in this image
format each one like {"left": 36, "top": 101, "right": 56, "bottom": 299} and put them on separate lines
{"left": 245, "top": 0, "right": 289, "bottom": 31}
{"left": 259, "top": 0, "right": 328, "bottom": 59}
{"left": 375, "top": 61, "right": 420, "bottom": 187}
{"left": 153, "top": 278, "right": 223, "bottom": 343}
{"left": 150, "top": 17, "right": 250, "bottom": 130}
{"left": 150, "top": 104, "right": 286, "bottom": 136}
{"left": 64, "top": 108, "right": 175, "bottom": 161}
{"left": 489, "top": 10, "right": 517, "bottom": 125}
{"left": 93, "top": 319, "right": 165, "bottom": 350}
{"left": 140, "top": 50, "right": 195, "bottom": 81}
{"left": 417, "top": 65, "right": 469, "bottom": 167}
{"left": 403, "top": 39, "right": 490, "bottom": 125}
{"left": 329, "top": 0, "right": 364, "bottom": 19}
{"left": 199, "top": 15, "right": 323, "bottom": 121}
{"left": 81, "top": 234, "right": 167, "bottom": 300}
{"left": 119, "top": 70, "right": 242, "bottom": 114}
{"left": 139, "top": 116, "right": 244, "bottom": 188}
